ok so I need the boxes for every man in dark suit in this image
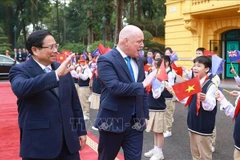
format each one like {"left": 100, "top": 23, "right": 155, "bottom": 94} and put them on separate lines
{"left": 94, "top": 25, "right": 156, "bottom": 160}
{"left": 9, "top": 30, "right": 87, "bottom": 160}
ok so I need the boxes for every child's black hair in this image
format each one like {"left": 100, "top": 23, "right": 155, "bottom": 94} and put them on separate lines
{"left": 193, "top": 56, "right": 212, "bottom": 71}
{"left": 196, "top": 47, "right": 206, "bottom": 53}
{"left": 164, "top": 47, "right": 173, "bottom": 55}
{"left": 153, "top": 50, "right": 164, "bottom": 59}
{"left": 163, "top": 55, "right": 172, "bottom": 69}
{"left": 154, "top": 58, "right": 163, "bottom": 69}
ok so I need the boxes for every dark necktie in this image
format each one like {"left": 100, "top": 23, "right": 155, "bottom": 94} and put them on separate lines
{"left": 124, "top": 56, "right": 136, "bottom": 115}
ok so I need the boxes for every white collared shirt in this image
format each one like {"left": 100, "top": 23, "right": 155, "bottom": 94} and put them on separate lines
{"left": 76, "top": 65, "right": 92, "bottom": 81}
{"left": 116, "top": 46, "right": 138, "bottom": 82}
{"left": 32, "top": 58, "right": 59, "bottom": 81}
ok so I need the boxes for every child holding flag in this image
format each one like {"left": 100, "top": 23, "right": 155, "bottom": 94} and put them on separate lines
{"left": 216, "top": 90, "right": 240, "bottom": 159}
{"left": 76, "top": 56, "right": 92, "bottom": 120}
{"left": 172, "top": 56, "right": 217, "bottom": 160}
{"left": 162, "top": 55, "right": 177, "bottom": 138}
{"left": 144, "top": 58, "right": 168, "bottom": 160}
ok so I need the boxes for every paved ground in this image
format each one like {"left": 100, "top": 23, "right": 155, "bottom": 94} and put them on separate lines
{"left": 85, "top": 82, "right": 238, "bottom": 160}
{"left": 1, "top": 78, "right": 238, "bottom": 160}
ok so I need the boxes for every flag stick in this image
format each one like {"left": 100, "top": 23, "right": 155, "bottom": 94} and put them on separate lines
{"left": 223, "top": 88, "right": 232, "bottom": 94}
{"left": 230, "top": 62, "right": 234, "bottom": 69}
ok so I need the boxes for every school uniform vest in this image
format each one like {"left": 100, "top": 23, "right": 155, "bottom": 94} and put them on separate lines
{"left": 92, "top": 75, "right": 101, "bottom": 94}
{"left": 234, "top": 113, "right": 240, "bottom": 150}
{"left": 148, "top": 90, "right": 167, "bottom": 111}
{"left": 73, "top": 78, "right": 78, "bottom": 84}
{"left": 78, "top": 68, "right": 90, "bottom": 86}
{"left": 187, "top": 79, "right": 217, "bottom": 135}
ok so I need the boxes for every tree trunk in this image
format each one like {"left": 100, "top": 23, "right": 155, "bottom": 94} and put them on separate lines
{"left": 63, "top": 0, "right": 66, "bottom": 44}
{"left": 4, "top": 7, "right": 13, "bottom": 49}
{"left": 129, "top": 0, "right": 134, "bottom": 23}
{"left": 137, "top": 0, "right": 141, "bottom": 22}
{"left": 87, "top": 9, "right": 93, "bottom": 47}
{"left": 114, "top": 0, "right": 124, "bottom": 45}
{"left": 56, "top": 0, "right": 60, "bottom": 43}
{"left": 22, "top": 20, "right": 27, "bottom": 48}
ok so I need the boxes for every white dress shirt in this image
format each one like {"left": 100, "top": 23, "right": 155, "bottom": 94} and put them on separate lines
{"left": 116, "top": 46, "right": 138, "bottom": 82}
{"left": 32, "top": 58, "right": 59, "bottom": 81}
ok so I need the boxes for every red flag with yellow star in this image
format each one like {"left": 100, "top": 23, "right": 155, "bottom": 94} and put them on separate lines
{"left": 56, "top": 54, "right": 65, "bottom": 63}
{"left": 156, "top": 60, "right": 168, "bottom": 82}
{"left": 172, "top": 76, "right": 202, "bottom": 101}
{"left": 174, "top": 66, "right": 183, "bottom": 76}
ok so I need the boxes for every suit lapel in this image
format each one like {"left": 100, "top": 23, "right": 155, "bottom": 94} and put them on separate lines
{"left": 27, "top": 58, "right": 59, "bottom": 98}
{"left": 113, "top": 49, "right": 133, "bottom": 82}
{"left": 26, "top": 57, "right": 45, "bottom": 76}
{"left": 134, "top": 57, "right": 141, "bottom": 82}
{"left": 51, "top": 62, "right": 60, "bottom": 98}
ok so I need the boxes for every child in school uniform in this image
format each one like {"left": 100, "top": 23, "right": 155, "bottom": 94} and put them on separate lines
{"left": 184, "top": 48, "right": 219, "bottom": 152}
{"left": 90, "top": 56, "right": 101, "bottom": 131}
{"left": 176, "top": 56, "right": 217, "bottom": 160}
{"left": 144, "top": 58, "right": 167, "bottom": 160}
{"left": 162, "top": 55, "right": 177, "bottom": 138}
{"left": 183, "top": 47, "right": 205, "bottom": 79}
{"left": 216, "top": 90, "right": 240, "bottom": 159}
{"left": 231, "top": 67, "right": 240, "bottom": 85}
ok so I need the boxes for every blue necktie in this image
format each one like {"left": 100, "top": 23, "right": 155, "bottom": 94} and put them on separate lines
{"left": 44, "top": 67, "right": 51, "bottom": 73}
{"left": 125, "top": 56, "right": 135, "bottom": 82}
{"left": 124, "top": 56, "right": 136, "bottom": 115}
{"left": 44, "top": 67, "right": 59, "bottom": 96}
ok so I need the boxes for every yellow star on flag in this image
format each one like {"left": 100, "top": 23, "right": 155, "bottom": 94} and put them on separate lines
{"left": 185, "top": 85, "right": 195, "bottom": 93}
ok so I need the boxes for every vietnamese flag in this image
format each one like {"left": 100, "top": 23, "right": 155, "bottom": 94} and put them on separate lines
{"left": 203, "top": 50, "right": 215, "bottom": 56}
{"left": 156, "top": 60, "right": 168, "bottom": 82}
{"left": 61, "top": 50, "right": 71, "bottom": 59}
{"left": 98, "top": 43, "right": 111, "bottom": 54}
{"left": 171, "top": 62, "right": 178, "bottom": 70}
{"left": 172, "top": 76, "right": 202, "bottom": 101}
{"left": 98, "top": 43, "right": 107, "bottom": 54}
{"left": 144, "top": 64, "right": 152, "bottom": 72}
{"left": 56, "top": 54, "right": 65, "bottom": 63}
{"left": 174, "top": 67, "right": 183, "bottom": 76}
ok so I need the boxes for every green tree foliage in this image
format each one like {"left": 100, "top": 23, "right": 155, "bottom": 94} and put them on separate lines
{"left": 59, "top": 43, "right": 86, "bottom": 53}
{"left": 0, "top": 0, "right": 166, "bottom": 50}
{"left": 143, "top": 30, "right": 153, "bottom": 41}
{"left": 88, "top": 40, "right": 114, "bottom": 53}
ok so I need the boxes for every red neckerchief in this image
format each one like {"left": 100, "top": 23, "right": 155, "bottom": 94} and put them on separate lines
{"left": 90, "top": 68, "right": 98, "bottom": 81}
{"left": 185, "top": 76, "right": 209, "bottom": 116}
{"left": 146, "top": 85, "right": 151, "bottom": 94}
{"left": 234, "top": 99, "right": 240, "bottom": 119}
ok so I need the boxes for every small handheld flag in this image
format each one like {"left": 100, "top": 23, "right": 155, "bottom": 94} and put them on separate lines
{"left": 172, "top": 76, "right": 202, "bottom": 101}
{"left": 228, "top": 50, "right": 240, "bottom": 62}
{"left": 156, "top": 60, "right": 168, "bottom": 82}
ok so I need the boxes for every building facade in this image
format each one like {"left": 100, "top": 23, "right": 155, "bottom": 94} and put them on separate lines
{"left": 165, "top": 0, "right": 240, "bottom": 79}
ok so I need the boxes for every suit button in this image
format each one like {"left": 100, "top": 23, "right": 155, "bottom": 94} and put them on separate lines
{"left": 59, "top": 119, "right": 63, "bottom": 123}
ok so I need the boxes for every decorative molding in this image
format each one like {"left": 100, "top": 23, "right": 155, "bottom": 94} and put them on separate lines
{"left": 184, "top": 19, "right": 198, "bottom": 35}
{"left": 179, "top": 57, "right": 193, "bottom": 61}
{"left": 210, "top": 17, "right": 240, "bottom": 33}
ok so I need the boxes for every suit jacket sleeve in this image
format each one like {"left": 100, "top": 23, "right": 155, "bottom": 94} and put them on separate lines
{"left": 143, "top": 89, "right": 149, "bottom": 119}
{"left": 9, "top": 65, "right": 58, "bottom": 99}
{"left": 97, "top": 55, "right": 145, "bottom": 96}
{"left": 71, "top": 78, "right": 87, "bottom": 136}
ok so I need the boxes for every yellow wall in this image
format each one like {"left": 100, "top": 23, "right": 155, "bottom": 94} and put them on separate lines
{"left": 164, "top": 0, "right": 240, "bottom": 69}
